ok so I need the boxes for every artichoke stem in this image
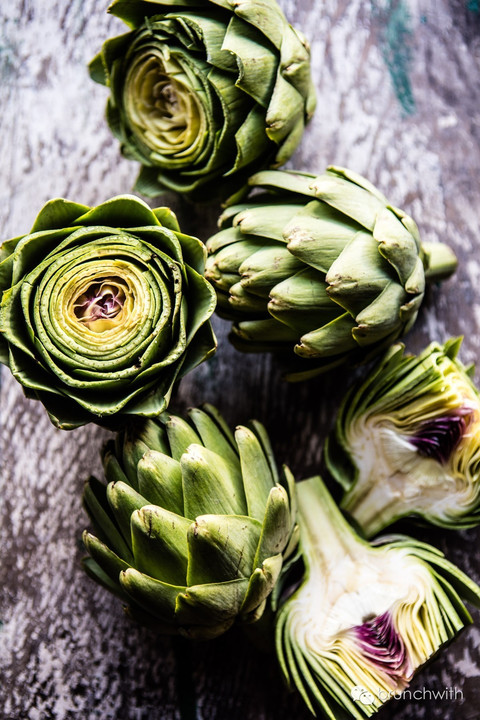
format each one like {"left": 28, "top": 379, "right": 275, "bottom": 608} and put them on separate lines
{"left": 341, "top": 482, "right": 400, "bottom": 539}
{"left": 423, "top": 242, "right": 458, "bottom": 283}
{"left": 297, "top": 477, "right": 363, "bottom": 571}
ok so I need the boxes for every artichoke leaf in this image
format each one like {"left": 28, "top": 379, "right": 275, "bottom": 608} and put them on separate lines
{"left": 234, "top": 203, "right": 302, "bottom": 242}
{"left": 74, "top": 195, "right": 161, "bottom": 229}
{"left": 235, "top": 425, "right": 276, "bottom": 520}
{"left": 223, "top": 15, "right": 278, "bottom": 106}
{"left": 241, "top": 553, "right": 283, "bottom": 616}
{"left": 311, "top": 173, "right": 387, "bottom": 232}
{"left": 181, "top": 443, "right": 247, "bottom": 517}
{"left": 284, "top": 201, "right": 360, "bottom": 274}
{"left": 186, "top": 513, "right": 262, "bottom": 584}
{"left": 107, "top": 480, "right": 149, "bottom": 547}
{"left": 254, "top": 485, "right": 292, "bottom": 565}
{"left": 175, "top": 577, "right": 250, "bottom": 629}
{"left": 233, "top": 318, "right": 299, "bottom": 343}
{"left": 83, "top": 531, "right": 131, "bottom": 587}
{"left": 296, "top": 313, "right": 357, "bottom": 359}
{"left": 120, "top": 567, "right": 185, "bottom": 625}
{"left": 165, "top": 413, "right": 202, "bottom": 461}
{"left": 137, "top": 450, "right": 184, "bottom": 516}
{"left": 84, "top": 476, "right": 134, "bottom": 562}
{"left": 248, "top": 169, "right": 316, "bottom": 197}
{"left": 188, "top": 406, "right": 239, "bottom": 468}
{"left": 131, "top": 505, "right": 191, "bottom": 584}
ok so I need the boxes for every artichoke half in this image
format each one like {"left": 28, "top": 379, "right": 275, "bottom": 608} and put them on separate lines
{"left": 90, "top": 0, "right": 316, "bottom": 202}
{"left": 324, "top": 338, "right": 480, "bottom": 537}
{"left": 275, "top": 476, "right": 480, "bottom": 719}
{"left": 0, "top": 196, "right": 216, "bottom": 428}
{"left": 206, "top": 167, "right": 457, "bottom": 379}
{"left": 83, "top": 404, "right": 298, "bottom": 639}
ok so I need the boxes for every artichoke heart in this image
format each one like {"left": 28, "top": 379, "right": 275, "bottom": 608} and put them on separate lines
{"left": 325, "top": 338, "right": 480, "bottom": 535}
{"left": 83, "top": 404, "right": 298, "bottom": 639}
{"left": 275, "top": 476, "right": 480, "bottom": 718}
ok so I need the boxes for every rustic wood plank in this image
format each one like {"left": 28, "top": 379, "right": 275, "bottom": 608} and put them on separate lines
{"left": 1, "top": 1, "right": 480, "bottom": 718}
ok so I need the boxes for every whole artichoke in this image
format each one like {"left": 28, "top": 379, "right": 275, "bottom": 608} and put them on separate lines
{"left": 325, "top": 338, "right": 480, "bottom": 536}
{"left": 206, "top": 167, "right": 458, "bottom": 379}
{"left": 83, "top": 404, "right": 298, "bottom": 639}
{"left": 0, "top": 195, "right": 216, "bottom": 429}
{"left": 89, "top": 0, "right": 316, "bottom": 202}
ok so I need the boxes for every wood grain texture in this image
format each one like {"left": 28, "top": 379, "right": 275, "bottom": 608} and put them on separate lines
{"left": 1, "top": 1, "right": 480, "bottom": 718}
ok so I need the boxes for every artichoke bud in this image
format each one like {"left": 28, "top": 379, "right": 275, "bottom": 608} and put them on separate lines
{"left": 275, "top": 476, "right": 480, "bottom": 718}
{"left": 206, "top": 167, "right": 457, "bottom": 378}
{"left": 89, "top": 0, "right": 316, "bottom": 202}
{"left": 324, "top": 338, "right": 480, "bottom": 536}
{"left": 0, "top": 195, "right": 216, "bottom": 428}
{"left": 83, "top": 404, "right": 298, "bottom": 639}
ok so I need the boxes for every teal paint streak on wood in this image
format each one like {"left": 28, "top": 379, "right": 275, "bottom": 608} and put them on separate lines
{"left": 371, "top": 0, "right": 416, "bottom": 116}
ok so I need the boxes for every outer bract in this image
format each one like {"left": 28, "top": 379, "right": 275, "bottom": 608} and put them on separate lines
{"left": 324, "top": 338, "right": 480, "bottom": 536}
{"left": 89, "top": 0, "right": 316, "bottom": 202}
{"left": 83, "top": 404, "right": 298, "bottom": 639}
{"left": 275, "top": 476, "right": 480, "bottom": 719}
{"left": 206, "top": 167, "right": 457, "bottom": 379}
{"left": 0, "top": 196, "right": 216, "bottom": 429}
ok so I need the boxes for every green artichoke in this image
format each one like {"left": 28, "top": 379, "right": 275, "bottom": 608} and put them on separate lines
{"left": 89, "top": 0, "right": 316, "bottom": 202}
{"left": 325, "top": 338, "right": 480, "bottom": 537}
{"left": 276, "top": 475, "right": 480, "bottom": 719}
{"left": 83, "top": 404, "right": 298, "bottom": 639}
{"left": 0, "top": 195, "right": 216, "bottom": 429}
{"left": 206, "top": 167, "right": 458, "bottom": 379}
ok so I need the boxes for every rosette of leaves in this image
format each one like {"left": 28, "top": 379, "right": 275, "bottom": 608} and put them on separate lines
{"left": 0, "top": 195, "right": 216, "bottom": 429}
{"left": 89, "top": 0, "right": 316, "bottom": 202}
{"left": 324, "top": 338, "right": 480, "bottom": 537}
{"left": 275, "top": 475, "right": 480, "bottom": 719}
{"left": 83, "top": 404, "right": 299, "bottom": 639}
{"left": 206, "top": 167, "right": 457, "bottom": 379}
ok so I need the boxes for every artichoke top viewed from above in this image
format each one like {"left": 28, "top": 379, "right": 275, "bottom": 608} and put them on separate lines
{"left": 83, "top": 404, "right": 299, "bottom": 639}
{"left": 89, "top": 0, "right": 316, "bottom": 202}
{"left": 325, "top": 338, "right": 480, "bottom": 537}
{"left": 206, "top": 166, "right": 458, "bottom": 379}
{"left": 0, "top": 195, "right": 216, "bottom": 429}
{"left": 275, "top": 475, "right": 480, "bottom": 719}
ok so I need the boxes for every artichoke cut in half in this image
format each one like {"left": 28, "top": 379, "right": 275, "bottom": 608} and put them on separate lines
{"left": 275, "top": 476, "right": 480, "bottom": 719}
{"left": 89, "top": 0, "right": 316, "bottom": 202}
{"left": 83, "top": 404, "right": 298, "bottom": 639}
{"left": 325, "top": 338, "right": 480, "bottom": 537}
{"left": 0, "top": 195, "right": 216, "bottom": 428}
{"left": 206, "top": 167, "right": 457, "bottom": 379}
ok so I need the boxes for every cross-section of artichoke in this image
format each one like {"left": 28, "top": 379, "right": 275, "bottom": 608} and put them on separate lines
{"left": 0, "top": 196, "right": 216, "bottom": 428}
{"left": 275, "top": 475, "right": 480, "bottom": 719}
{"left": 89, "top": 0, "right": 316, "bottom": 202}
{"left": 83, "top": 404, "right": 298, "bottom": 639}
{"left": 324, "top": 338, "right": 480, "bottom": 537}
{"left": 206, "top": 167, "right": 457, "bottom": 379}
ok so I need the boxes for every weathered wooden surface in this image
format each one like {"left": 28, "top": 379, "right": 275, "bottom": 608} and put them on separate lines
{"left": 1, "top": 1, "right": 480, "bottom": 718}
